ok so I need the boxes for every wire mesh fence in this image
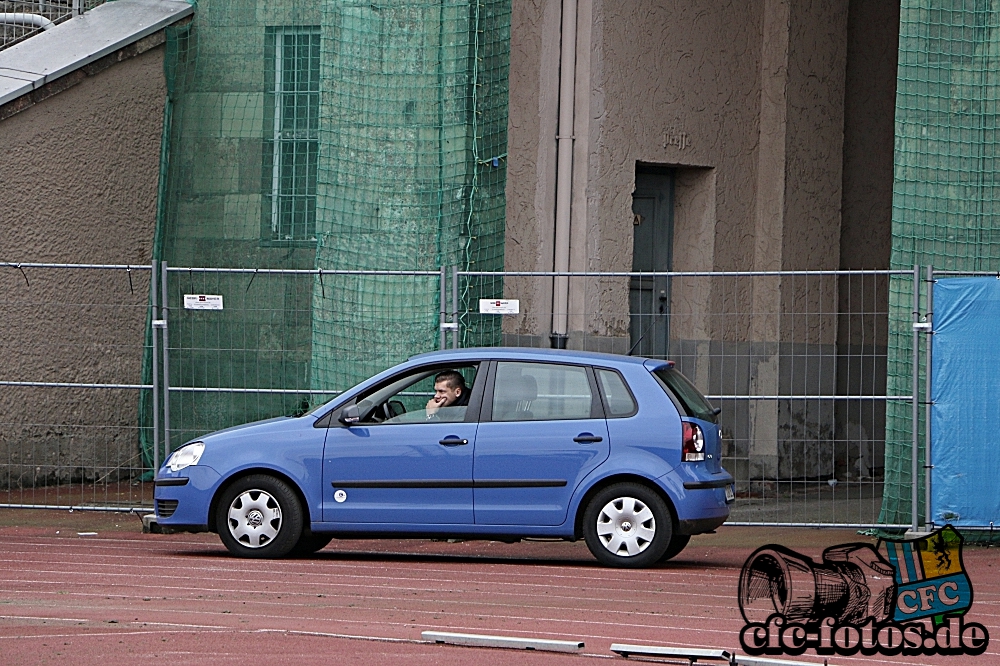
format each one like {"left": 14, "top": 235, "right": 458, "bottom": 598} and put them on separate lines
{"left": 0, "top": 263, "right": 153, "bottom": 510}
{"left": 0, "top": 262, "right": 928, "bottom": 528}
{"left": 457, "top": 269, "right": 918, "bottom": 527}
{"left": 162, "top": 265, "right": 443, "bottom": 450}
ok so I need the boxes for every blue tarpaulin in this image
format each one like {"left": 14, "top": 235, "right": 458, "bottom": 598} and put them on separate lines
{"left": 932, "top": 278, "right": 1000, "bottom": 527}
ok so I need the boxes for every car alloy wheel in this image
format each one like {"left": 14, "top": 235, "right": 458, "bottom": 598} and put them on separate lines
{"left": 596, "top": 496, "right": 656, "bottom": 556}
{"left": 583, "top": 482, "right": 672, "bottom": 568}
{"left": 228, "top": 489, "right": 282, "bottom": 548}
{"left": 216, "top": 474, "right": 302, "bottom": 558}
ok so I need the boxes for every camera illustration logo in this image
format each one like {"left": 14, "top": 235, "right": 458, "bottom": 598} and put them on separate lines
{"left": 737, "top": 525, "right": 989, "bottom": 656}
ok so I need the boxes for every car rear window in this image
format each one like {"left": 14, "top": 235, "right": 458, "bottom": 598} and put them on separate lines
{"left": 652, "top": 366, "right": 718, "bottom": 423}
{"left": 596, "top": 368, "right": 637, "bottom": 417}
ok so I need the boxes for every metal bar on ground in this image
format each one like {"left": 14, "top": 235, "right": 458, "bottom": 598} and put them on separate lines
{"left": 422, "top": 631, "right": 583, "bottom": 653}
{"left": 0, "top": 504, "right": 150, "bottom": 512}
{"left": 727, "top": 522, "right": 910, "bottom": 529}
{"left": 911, "top": 264, "right": 920, "bottom": 532}
{"left": 736, "top": 656, "right": 834, "bottom": 666}
{"left": 609, "top": 643, "right": 731, "bottom": 662}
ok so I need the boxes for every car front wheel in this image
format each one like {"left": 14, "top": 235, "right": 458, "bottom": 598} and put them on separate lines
{"left": 216, "top": 474, "right": 303, "bottom": 558}
{"left": 582, "top": 482, "right": 672, "bottom": 568}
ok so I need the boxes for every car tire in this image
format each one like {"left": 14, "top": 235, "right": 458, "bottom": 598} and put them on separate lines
{"left": 658, "top": 534, "right": 691, "bottom": 563}
{"left": 290, "top": 532, "right": 334, "bottom": 557}
{"left": 216, "top": 474, "right": 303, "bottom": 559}
{"left": 582, "top": 482, "right": 672, "bottom": 568}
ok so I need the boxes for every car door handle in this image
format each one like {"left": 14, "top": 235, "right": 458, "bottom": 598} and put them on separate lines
{"left": 439, "top": 438, "right": 469, "bottom": 446}
{"left": 573, "top": 434, "right": 603, "bottom": 443}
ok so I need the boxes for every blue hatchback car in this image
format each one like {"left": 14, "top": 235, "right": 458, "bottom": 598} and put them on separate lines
{"left": 154, "top": 348, "right": 734, "bottom": 568}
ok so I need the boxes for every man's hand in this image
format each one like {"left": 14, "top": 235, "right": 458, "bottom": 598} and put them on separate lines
{"left": 426, "top": 395, "right": 446, "bottom": 416}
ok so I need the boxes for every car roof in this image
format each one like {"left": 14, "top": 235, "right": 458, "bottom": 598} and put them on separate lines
{"left": 409, "top": 347, "right": 667, "bottom": 367}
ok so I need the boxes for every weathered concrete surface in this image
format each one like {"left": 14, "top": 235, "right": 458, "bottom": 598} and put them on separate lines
{"left": 0, "top": 46, "right": 166, "bottom": 487}
{"left": 505, "top": 1, "right": 896, "bottom": 482}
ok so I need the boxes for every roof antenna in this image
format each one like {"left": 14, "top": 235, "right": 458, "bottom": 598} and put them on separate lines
{"left": 627, "top": 319, "right": 656, "bottom": 356}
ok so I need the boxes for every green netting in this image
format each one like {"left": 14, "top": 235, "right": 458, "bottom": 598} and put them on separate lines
{"left": 884, "top": 0, "right": 1000, "bottom": 524}
{"left": 311, "top": 0, "right": 508, "bottom": 390}
{"left": 142, "top": 0, "right": 509, "bottom": 459}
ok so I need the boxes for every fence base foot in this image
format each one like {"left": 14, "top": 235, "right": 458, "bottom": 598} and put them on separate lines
{"left": 141, "top": 514, "right": 161, "bottom": 534}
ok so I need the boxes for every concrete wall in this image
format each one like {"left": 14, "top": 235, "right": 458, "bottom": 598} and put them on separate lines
{"left": 0, "top": 45, "right": 166, "bottom": 487}
{"left": 834, "top": 0, "right": 900, "bottom": 478}
{"left": 505, "top": 0, "right": 898, "bottom": 482}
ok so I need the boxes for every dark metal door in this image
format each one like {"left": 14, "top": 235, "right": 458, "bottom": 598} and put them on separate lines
{"left": 630, "top": 168, "right": 674, "bottom": 358}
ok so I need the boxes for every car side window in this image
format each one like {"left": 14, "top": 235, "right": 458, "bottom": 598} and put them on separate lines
{"left": 492, "top": 362, "right": 593, "bottom": 422}
{"left": 353, "top": 363, "right": 479, "bottom": 425}
{"left": 596, "top": 368, "right": 637, "bottom": 417}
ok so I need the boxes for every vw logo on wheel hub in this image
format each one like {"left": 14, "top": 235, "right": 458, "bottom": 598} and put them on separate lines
{"left": 621, "top": 520, "right": 633, "bottom": 532}
{"left": 246, "top": 509, "right": 264, "bottom": 528}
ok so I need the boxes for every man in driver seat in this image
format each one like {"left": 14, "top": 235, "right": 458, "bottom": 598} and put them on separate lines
{"left": 425, "top": 370, "right": 469, "bottom": 421}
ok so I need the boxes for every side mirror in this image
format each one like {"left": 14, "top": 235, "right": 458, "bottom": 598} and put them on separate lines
{"left": 338, "top": 404, "right": 361, "bottom": 426}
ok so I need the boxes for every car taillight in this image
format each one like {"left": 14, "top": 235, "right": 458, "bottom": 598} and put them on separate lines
{"left": 682, "top": 422, "right": 705, "bottom": 462}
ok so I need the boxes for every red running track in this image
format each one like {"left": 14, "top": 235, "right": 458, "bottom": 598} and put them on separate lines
{"left": 0, "top": 520, "right": 997, "bottom": 666}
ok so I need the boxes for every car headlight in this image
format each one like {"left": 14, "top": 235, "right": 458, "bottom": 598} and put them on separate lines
{"left": 165, "top": 441, "right": 205, "bottom": 472}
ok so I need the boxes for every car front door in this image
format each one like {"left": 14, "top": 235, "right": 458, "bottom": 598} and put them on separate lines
{"left": 321, "top": 363, "right": 481, "bottom": 525}
{"left": 473, "top": 361, "right": 610, "bottom": 526}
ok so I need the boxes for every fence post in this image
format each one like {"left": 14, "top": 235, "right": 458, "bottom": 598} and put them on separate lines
{"left": 911, "top": 264, "right": 920, "bottom": 532}
{"left": 451, "top": 265, "right": 459, "bottom": 349}
{"left": 439, "top": 266, "right": 447, "bottom": 350}
{"left": 161, "top": 261, "right": 171, "bottom": 456}
{"left": 150, "top": 263, "right": 160, "bottom": 474}
{"left": 924, "top": 265, "right": 934, "bottom": 530}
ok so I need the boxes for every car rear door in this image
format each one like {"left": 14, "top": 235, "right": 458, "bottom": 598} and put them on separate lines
{"left": 473, "top": 361, "right": 610, "bottom": 526}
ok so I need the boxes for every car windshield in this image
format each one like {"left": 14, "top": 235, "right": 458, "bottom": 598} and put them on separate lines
{"left": 652, "top": 365, "right": 718, "bottom": 423}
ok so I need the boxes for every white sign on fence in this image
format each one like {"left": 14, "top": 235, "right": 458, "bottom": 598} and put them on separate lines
{"left": 183, "top": 294, "right": 224, "bottom": 310}
{"left": 479, "top": 299, "right": 519, "bottom": 315}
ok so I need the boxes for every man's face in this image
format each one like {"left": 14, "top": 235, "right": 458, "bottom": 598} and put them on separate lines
{"left": 433, "top": 380, "right": 462, "bottom": 407}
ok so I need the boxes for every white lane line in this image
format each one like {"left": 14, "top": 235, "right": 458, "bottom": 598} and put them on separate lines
{"left": 0, "top": 614, "right": 88, "bottom": 623}
{"left": 0, "top": 599, "right": 748, "bottom": 642}
{"left": 0, "top": 586, "right": 752, "bottom": 633}
{"left": 0, "top": 562, "right": 742, "bottom": 600}
{"left": 0, "top": 542, "right": 745, "bottom": 585}
{"left": 0, "top": 573, "right": 739, "bottom": 608}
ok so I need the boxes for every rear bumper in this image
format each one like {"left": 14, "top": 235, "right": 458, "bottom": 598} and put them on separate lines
{"left": 682, "top": 478, "right": 731, "bottom": 490}
{"left": 676, "top": 515, "right": 728, "bottom": 535}
{"left": 658, "top": 465, "right": 733, "bottom": 532}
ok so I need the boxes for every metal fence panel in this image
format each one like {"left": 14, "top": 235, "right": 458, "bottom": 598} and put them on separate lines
{"left": 161, "top": 265, "right": 445, "bottom": 453}
{"left": 0, "top": 262, "right": 926, "bottom": 528}
{"left": 0, "top": 263, "right": 153, "bottom": 510}
{"left": 457, "top": 269, "right": 918, "bottom": 527}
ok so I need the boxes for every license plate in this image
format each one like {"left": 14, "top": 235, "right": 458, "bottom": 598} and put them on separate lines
{"left": 725, "top": 484, "right": 735, "bottom": 502}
